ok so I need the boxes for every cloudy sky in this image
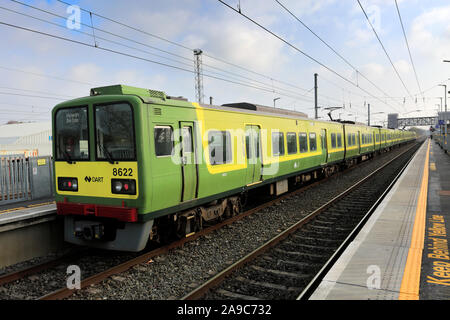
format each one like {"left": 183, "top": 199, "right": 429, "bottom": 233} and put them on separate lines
{"left": 0, "top": 0, "right": 449, "bottom": 126}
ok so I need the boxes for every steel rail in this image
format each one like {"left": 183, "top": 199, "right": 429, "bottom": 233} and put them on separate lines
{"left": 181, "top": 141, "right": 421, "bottom": 300}
{"left": 296, "top": 140, "right": 422, "bottom": 300}
{"left": 37, "top": 142, "right": 417, "bottom": 300}
{"left": 0, "top": 248, "right": 87, "bottom": 286}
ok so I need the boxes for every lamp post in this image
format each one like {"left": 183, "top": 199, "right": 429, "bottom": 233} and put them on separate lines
{"left": 438, "top": 84, "right": 447, "bottom": 141}
{"left": 443, "top": 60, "right": 449, "bottom": 143}
{"left": 436, "top": 97, "right": 443, "bottom": 112}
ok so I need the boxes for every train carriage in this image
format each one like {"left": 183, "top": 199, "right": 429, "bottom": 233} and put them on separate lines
{"left": 52, "top": 85, "right": 416, "bottom": 251}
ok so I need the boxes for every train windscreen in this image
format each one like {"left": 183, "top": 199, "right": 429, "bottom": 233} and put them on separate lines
{"left": 55, "top": 106, "right": 89, "bottom": 161}
{"left": 94, "top": 102, "right": 136, "bottom": 161}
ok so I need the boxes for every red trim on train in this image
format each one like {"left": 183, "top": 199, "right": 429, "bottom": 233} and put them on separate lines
{"left": 57, "top": 201, "right": 138, "bottom": 222}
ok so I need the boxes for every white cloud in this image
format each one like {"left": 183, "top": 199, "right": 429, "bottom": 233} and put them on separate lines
{"left": 410, "top": 5, "right": 450, "bottom": 61}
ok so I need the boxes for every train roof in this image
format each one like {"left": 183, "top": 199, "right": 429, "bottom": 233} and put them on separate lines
{"left": 69, "top": 84, "right": 405, "bottom": 132}
{"left": 221, "top": 102, "right": 308, "bottom": 118}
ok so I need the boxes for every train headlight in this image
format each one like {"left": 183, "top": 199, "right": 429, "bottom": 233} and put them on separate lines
{"left": 111, "top": 179, "right": 136, "bottom": 195}
{"left": 58, "top": 177, "right": 78, "bottom": 191}
{"left": 113, "top": 181, "right": 123, "bottom": 193}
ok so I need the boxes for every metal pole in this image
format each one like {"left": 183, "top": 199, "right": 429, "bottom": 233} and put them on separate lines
{"left": 194, "top": 49, "right": 204, "bottom": 104}
{"left": 314, "top": 73, "right": 318, "bottom": 119}
{"left": 368, "top": 103, "right": 370, "bottom": 126}
{"left": 444, "top": 84, "right": 448, "bottom": 144}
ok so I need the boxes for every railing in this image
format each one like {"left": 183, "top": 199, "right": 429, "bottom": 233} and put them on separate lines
{"left": 0, "top": 155, "right": 53, "bottom": 205}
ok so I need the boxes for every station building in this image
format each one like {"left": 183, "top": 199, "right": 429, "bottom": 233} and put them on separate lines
{"left": 0, "top": 121, "right": 52, "bottom": 157}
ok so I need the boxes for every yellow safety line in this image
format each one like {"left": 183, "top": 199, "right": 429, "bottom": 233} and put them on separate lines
{"left": 398, "top": 140, "right": 430, "bottom": 300}
{"left": 0, "top": 201, "right": 55, "bottom": 215}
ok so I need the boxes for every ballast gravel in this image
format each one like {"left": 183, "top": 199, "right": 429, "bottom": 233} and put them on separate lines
{"left": 65, "top": 145, "right": 416, "bottom": 300}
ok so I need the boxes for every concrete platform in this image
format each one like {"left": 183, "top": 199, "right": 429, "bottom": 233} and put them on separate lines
{"left": 309, "top": 139, "right": 450, "bottom": 300}
{"left": 0, "top": 200, "right": 63, "bottom": 269}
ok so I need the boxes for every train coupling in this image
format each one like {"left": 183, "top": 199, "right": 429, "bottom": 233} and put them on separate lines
{"left": 74, "top": 221, "right": 105, "bottom": 241}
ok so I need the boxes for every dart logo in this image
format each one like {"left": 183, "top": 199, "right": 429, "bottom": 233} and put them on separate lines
{"left": 84, "top": 176, "right": 103, "bottom": 183}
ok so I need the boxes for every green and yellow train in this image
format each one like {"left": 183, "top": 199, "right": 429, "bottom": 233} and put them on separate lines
{"left": 52, "top": 85, "right": 416, "bottom": 251}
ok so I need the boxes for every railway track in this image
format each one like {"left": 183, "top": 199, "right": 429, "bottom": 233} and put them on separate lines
{"left": 182, "top": 140, "right": 422, "bottom": 300}
{"left": 0, "top": 141, "right": 419, "bottom": 300}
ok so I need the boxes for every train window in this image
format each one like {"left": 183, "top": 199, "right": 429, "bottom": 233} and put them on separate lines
{"left": 182, "top": 126, "right": 192, "bottom": 153}
{"left": 287, "top": 132, "right": 297, "bottom": 154}
{"left": 272, "top": 132, "right": 285, "bottom": 156}
{"left": 337, "top": 133, "right": 342, "bottom": 148}
{"left": 154, "top": 126, "right": 173, "bottom": 157}
{"left": 309, "top": 133, "right": 317, "bottom": 151}
{"left": 352, "top": 134, "right": 356, "bottom": 146}
{"left": 362, "top": 134, "right": 365, "bottom": 145}
{"left": 331, "top": 133, "right": 336, "bottom": 149}
{"left": 208, "top": 131, "right": 232, "bottom": 165}
{"left": 95, "top": 102, "right": 136, "bottom": 161}
{"left": 299, "top": 133, "right": 308, "bottom": 153}
{"left": 347, "top": 133, "right": 352, "bottom": 146}
{"left": 55, "top": 106, "right": 89, "bottom": 161}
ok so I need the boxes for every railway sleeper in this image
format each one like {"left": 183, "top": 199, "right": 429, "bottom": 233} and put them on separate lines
{"left": 235, "top": 276, "right": 301, "bottom": 293}
{"left": 261, "top": 256, "right": 322, "bottom": 272}
{"left": 307, "top": 224, "right": 354, "bottom": 232}
{"left": 214, "top": 289, "right": 262, "bottom": 300}
{"left": 247, "top": 265, "right": 311, "bottom": 286}
{"left": 290, "top": 234, "right": 343, "bottom": 246}
{"left": 281, "top": 241, "right": 336, "bottom": 253}
{"left": 273, "top": 248, "right": 327, "bottom": 263}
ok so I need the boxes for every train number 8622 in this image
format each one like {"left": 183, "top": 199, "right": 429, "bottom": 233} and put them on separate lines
{"left": 112, "top": 168, "right": 133, "bottom": 177}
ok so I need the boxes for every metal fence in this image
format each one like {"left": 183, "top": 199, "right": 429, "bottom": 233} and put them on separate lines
{"left": 0, "top": 155, "right": 54, "bottom": 205}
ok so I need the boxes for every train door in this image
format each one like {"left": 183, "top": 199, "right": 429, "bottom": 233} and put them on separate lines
{"left": 373, "top": 132, "right": 376, "bottom": 150}
{"left": 245, "top": 125, "right": 262, "bottom": 185}
{"left": 321, "top": 129, "right": 328, "bottom": 164}
{"left": 179, "top": 121, "right": 197, "bottom": 202}
{"left": 357, "top": 131, "right": 361, "bottom": 154}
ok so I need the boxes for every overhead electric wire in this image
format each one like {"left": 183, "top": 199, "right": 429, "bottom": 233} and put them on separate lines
{"left": 53, "top": 0, "right": 318, "bottom": 96}
{"left": 0, "top": 91, "right": 68, "bottom": 100}
{"left": 0, "top": 65, "right": 94, "bottom": 86}
{"left": 5, "top": 1, "right": 321, "bottom": 104}
{"left": 0, "top": 86, "right": 77, "bottom": 99}
{"left": 274, "top": 0, "right": 405, "bottom": 110}
{"left": 356, "top": 0, "right": 414, "bottom": 102}
{"left": 0, "top": 21, "right": 325, "bottom": 104}
{"left": 4, "top": 0, "right": 410, "bottom": 115}
{"left": 394, "top": 0, "right": 423, "bottom": 99}
{"left": 55, "top": 0, "right": 192, "bottom": 51}
{"left": 216, "top": 0, "right": 403, "bottom": 114}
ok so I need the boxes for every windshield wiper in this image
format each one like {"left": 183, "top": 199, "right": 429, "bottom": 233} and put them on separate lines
{"left": 99, "top": 144, "right": 115, "bottom": 164}
{"left": 58, "top": 143, "right": 73, "bottom": 164}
